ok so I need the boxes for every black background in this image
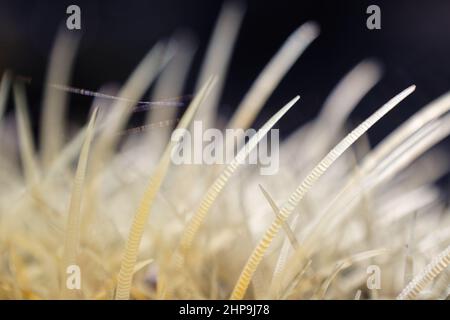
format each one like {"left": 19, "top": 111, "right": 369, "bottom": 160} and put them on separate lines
{"left": 0, "top": 0, "right": 450, "bottom": 146}
{"left": 0, "top": 300, "right": 443, "bottom": 317}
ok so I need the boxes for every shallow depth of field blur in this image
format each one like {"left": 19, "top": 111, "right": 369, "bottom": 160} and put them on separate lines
{"left": 0, "top": 0, "right": 449, "bottom": 299}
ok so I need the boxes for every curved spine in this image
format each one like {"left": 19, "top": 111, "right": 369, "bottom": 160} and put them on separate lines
{"left": 175, "top": 96, "right": 300, "bottom": 267}
{"left": 114, "top": 78, "right": 215, "bottom": 300}
{"left": 397, "top": 244, "right": 450, "bottom": 300}
{"left": 230, "top": 85, "right": 415, "bottom": 300}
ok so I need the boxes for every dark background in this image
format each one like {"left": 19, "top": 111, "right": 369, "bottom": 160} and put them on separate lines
{"left": 0, "top": 0, "right": 450, "bottom": 146}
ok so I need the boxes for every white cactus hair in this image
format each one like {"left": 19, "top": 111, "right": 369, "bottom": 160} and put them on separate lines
{"left": 0, "top": 2, "right": 449, "bottom": 300}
